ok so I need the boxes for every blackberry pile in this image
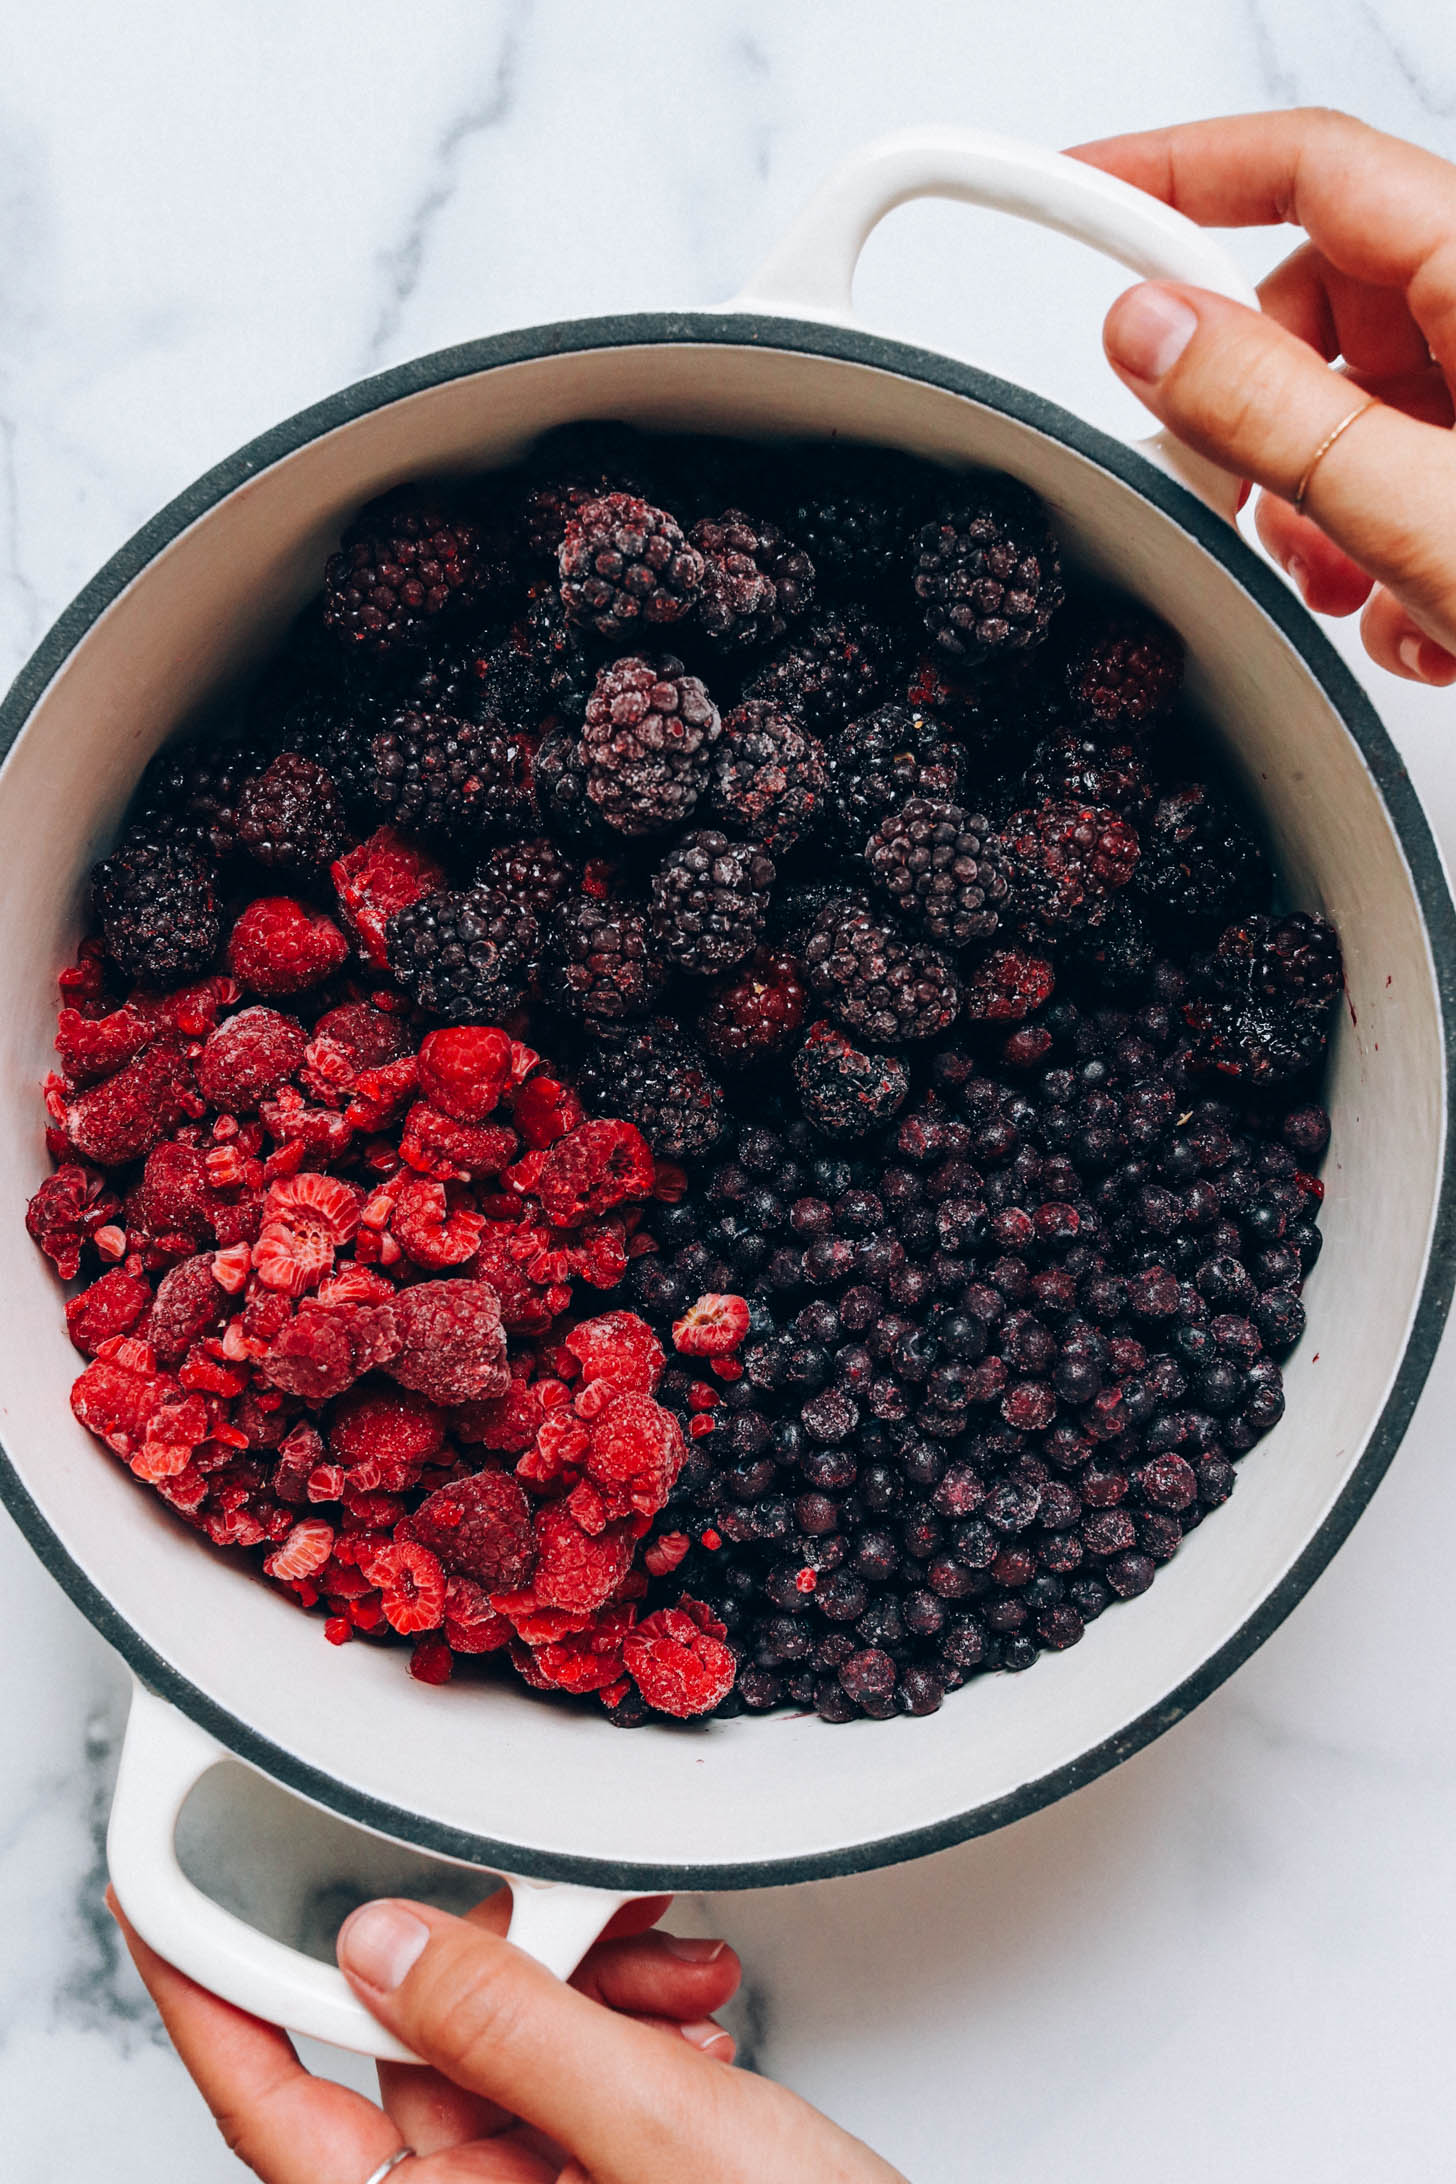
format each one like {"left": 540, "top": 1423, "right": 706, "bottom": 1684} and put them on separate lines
{"left": 74, "top": 419, "right": 1340, "bottom": 1729}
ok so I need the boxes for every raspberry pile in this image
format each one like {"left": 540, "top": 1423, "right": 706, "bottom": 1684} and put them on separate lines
{"left": 29, "top": 421, "right": 1340, "bottom": 1728}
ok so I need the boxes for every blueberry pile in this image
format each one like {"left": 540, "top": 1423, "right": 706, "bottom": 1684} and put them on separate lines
{"left": 72, "top": 422, "right": 1339, "bottom": 1726}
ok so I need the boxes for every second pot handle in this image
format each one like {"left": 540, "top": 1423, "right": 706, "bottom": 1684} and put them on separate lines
{"left": 733, "top": 125, "right": 1259, "bottom": 517}
{"left": 107, "top": 1681, "right": 634, "bottom": 2061}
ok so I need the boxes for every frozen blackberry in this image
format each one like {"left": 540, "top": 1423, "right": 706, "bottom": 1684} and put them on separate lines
{"left": 708, "top": 700, "right": 828, "bottom": 851}
{"left": 769, "top": 877, "right": 870, "bottom": 959}
{"left": 1183, "top": 911, "right": 1343, "bottom": 1084}
{"left": 1074, "top": 895, "right": 1161, "bottom": 995}
{"left": 536, "top": 721, "right": 609, "bottom": 847}
{"left": 559, "top": 494, "right": 704, "bottom": 639}
{"left": 547, "top": 892, "right": 667, "bottom": 1025}
{"left": 864, "top": 798, "right": 1010, "bottom": 946}
{"left": 649, "top": 830, "right": 776, "bottom": 975}
{"left": 92, "top": 828, "right": 222, "bottom": 986}
{"left": 793, "top": 1019, "right": 910, "bottom": 1137}
{"left": 962, "top": 946, "right": 1055, "bottom": 1022}
{"left": 580, "top": 655, "right": 721, "bottom": 837}
{"left": 476, "top": 835, "right": 579, "bottom": 920}
{"left": 804, "top": 899, "right": 961, "bottom": 1044}
{"left": 323, "top": 494, "right": 483, "bottom": 657}
{"left": 689, "top": 509, "right": 815, "bottom": 650}
{"left": 779, "top": 442, "right": 930, "bottom": 595}
{"left": 134, "top": 733, "right": 275, "bottom": 861}
{"left": 1134, "top": 783, "right": 1270, "bottom": 935}
{"left": 907, "top": 652, "right": 1067, "bottom": 762}
{"left": 402, "top": 624, "right": 549, "bottom": 734}
{"left": 512, "top": 586, "right": 593, "bottom": 713}
{"left": 1019, "top": 731, "right": 1155, "bottom": 818}
{"left": 385, "top": 882, "right": 538, "bottom": 1022}
{"left": 1066, "top": 609, "right": 1183, "bottom": 734}
{"left": 827, "top": 705, "right": 969, "bottom": 849}
{"left": 700, "top": 948, "right": 809, "bottom": 1066}
{"left": 740, "top": 609, "right": 895, "bottom": 736}
{"left": 515, "top": 421, "right": 653, "bottom": 559}
{"left": 912, "top": 480, "right": 1064, "bottom": 665}
{"left": 1000, "top": 798, "right": 1140, "bottom": 937}
{"left": 342, "top": 705, "right": 538, "bottom": 848}
{"left": 235, "top": 753, "right": 348, "bottom": 871}
{"left": 576, "top": 1018, "right": 726, "bottom": 1158}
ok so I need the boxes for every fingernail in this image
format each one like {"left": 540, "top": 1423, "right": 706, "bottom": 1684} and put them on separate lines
{"left": 1105, "top": 285, "right": 1199, "bottom": 381}
{"left": 663, "top": 1935, "right": 726, "bottom": 1963}
{"left": 338, "top": 1902, "right": 430, "bottom": 1991}
{"left": 680, "top": 2018, "right": 735, "bottom": 2057}
{"left": 1399, "top": 634, "right": 1456, "bottom": 681}
{"left": 1286, "top": 555, "right": 1310, "bottom": 601}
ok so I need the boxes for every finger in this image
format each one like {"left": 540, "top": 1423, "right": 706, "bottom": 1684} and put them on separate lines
{"left": 1253, "top": 492, "right": 1374, "bottom": 615}
{"left": 1259, "top": 242, "right": 1434, "bottom": 380}
{"left": 338, "top": 1896, "right": 734, "bottom": 2184}
{"left": 1101, "top": 280, "right": 1456, "bottom": 652}
{"left": 1068, "top": 110, "right": 1456, "bottom": 305}
{"left": 109, "top": 1893, "right": 400, "bottom": 2184}
{"left": 574, "top": 1930, "right": 741, "bottom": 2021}
{"left": 377, "top": 1902, "right": 717, "bottom": 2153}
{"left": 1360, "top": 584, "right": 1456, "bottom": 683}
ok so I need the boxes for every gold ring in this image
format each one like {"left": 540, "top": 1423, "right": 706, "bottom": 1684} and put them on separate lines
{"left": 1292, "top": 400, "right": 1379, "bottom": 515}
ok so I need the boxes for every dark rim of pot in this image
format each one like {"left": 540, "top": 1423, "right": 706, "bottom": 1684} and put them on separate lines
{"left": 1, "top": 310, "right": 1452, "bottom": 1892}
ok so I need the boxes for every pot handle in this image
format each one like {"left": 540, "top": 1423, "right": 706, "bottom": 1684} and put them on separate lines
{"left": 732, "top": 125, "right": 1259, "bottom": 519}
{"left": 107, "top": 1681, "right": 634, "bottom": 2062}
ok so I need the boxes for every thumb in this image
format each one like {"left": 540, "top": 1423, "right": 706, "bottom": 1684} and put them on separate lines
{"left": 338, "top": 1895, "right": 727, "bottom": 2183}
{"left": 1103, "top": 280, "right": 1456, "bottom": 652}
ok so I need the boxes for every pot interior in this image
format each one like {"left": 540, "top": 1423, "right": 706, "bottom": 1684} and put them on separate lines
{"left": 0, "top": 333, "right": 1443, "bottom": 1881}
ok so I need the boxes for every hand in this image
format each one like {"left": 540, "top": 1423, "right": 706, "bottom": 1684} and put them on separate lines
{"left": 111, "top": 1887, "right": 905, "bottom": 2183}
{"left": 1070, "top": 110, "right": 1456, "bottom": 685}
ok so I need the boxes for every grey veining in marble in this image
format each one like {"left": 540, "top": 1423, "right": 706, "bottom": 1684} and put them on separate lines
{"left": 5, "top": 4, "right": 1456, "bottom": 2178}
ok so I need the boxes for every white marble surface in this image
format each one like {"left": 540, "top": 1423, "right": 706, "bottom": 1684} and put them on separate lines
{"left": 4, "top": 4, "right": 1456, "bottom": 2178}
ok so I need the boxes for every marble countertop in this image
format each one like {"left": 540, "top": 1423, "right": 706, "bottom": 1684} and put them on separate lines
{"left": 5, "top": 4, "right": 1456, "bottom": 2178}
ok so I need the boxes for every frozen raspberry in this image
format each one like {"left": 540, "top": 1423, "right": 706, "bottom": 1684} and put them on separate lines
{"left": 226, "top": 898, "right": 349, "bottom": 996}
{"left": 511, "top": 1075, "right": 586, "bottom": 1150}
{"left": 416, "top": 1026, "right": 512, "bottom": 1122}
{"left": 389, "top": 1280, "right": 509, "bottom": 1405}
{"left": 962, "top": 947, "right": 1056, "bottom": 1023}
{"left": 27, "top": 1164, "right": 119, "bottom": 1278}
{"left": 369, "top": 1540, "right": 447, "bottom": 1634}
{"left": 530, "top": 1502, "right": 635, "bottom": 1614}
{"left": 563, "top": 1311, "right": 665, "bottom": 1395}
{"left": 55, "top": 1001, "right": 159, "bottom": 1086}
{"left": 623, "top": 1599, "right": 737, "bottom": 1718}
{"left": 71, "top": 1347, "right": 198, "bottom": 1467}
{"left": 264, "top": 1518, "right": 336, "bottom": 1582}
{"left": 408, "top": 1468, "right": 536, "bottom": 1589}
{"left": 330, "top": 1382, "right": 446, "bottom": 1484}
{"left": 672, "top": 1293, "right": 750, "bottom": 1356}
{"left": 65, "top": 1038, "right": 198, "bottom": 1167}
{"left": 302, "top": 1003, "right": 413, "bottom": 1103}
{"left": 537, "top": 1120, "right": 655, "bottom": 1227}
{"left": 585, "top": 1393, "right": 686, "bottom": 1519}
{"left": 399, "top": 1104, "right": 517, "bottom": 1182}
{"left": 65, "top": 1269, "right": 151, "bottom": 1356}
{"left": 521, "top": 1604, "right": 636, "bottom": 1695}
{"left": 196, "top": 1008, "right": 307, "bottom": 1113}
{"left": 261, "top": 1300, "right": 402, "bottom": 1403}
{"left": 255, "top": 1174, "right": 363, "bottom": 1296}
{"left": 125, "top": 1141, "right": 215, "bottom": 1253}
{"left": 408, "top": 1638, "right": 454, "bottom": 1683}
{"left": 331, "top": 827, "right": 445, "bottom": 970}
{"left": 389, "top": 1175, "right": 487, "bottom": 1269}
{"left": 453, "top": 1377, "right": 548, "bottom": 1454}
{"left": 149, "top": 1254, "right": 227, "bottom": 1366}
{"left": 443, "top": 1574, "right": 513, "bottom": 1653}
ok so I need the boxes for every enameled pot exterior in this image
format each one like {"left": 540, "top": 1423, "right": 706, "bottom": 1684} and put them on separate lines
{"left": 1, "top": 135, "right": 1452, "bottom": 2054}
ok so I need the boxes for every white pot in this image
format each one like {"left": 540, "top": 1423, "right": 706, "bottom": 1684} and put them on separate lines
{"left": 2, "top": 131, "right": 1451, "bottom": 2061}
